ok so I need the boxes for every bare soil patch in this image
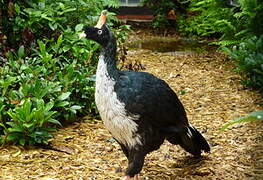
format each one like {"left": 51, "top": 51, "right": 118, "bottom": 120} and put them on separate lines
{"left": 0, "top": 40, "right": 262, "bottom": 180}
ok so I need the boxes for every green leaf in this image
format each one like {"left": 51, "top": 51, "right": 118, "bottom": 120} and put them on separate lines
{"left": 37, "top": 40, "right": 46, "bottom": 54}
{"left": 34, "top": 131, "right": 44, "bottom": 136}
{"left": 75, "top": 24, "right": 83, "bottom": 32}
{"left": 44, "top": 111, "right": 57, "bottom": 122}
{"left": 221, "top": 110, "right": 263, "bottom": 130}
{"left": 35, "top": 98, "right": 45, "bottom": 109}
{"left": 56, "top": 101, "right": 70, "bottom": 107}
{"left": 0, "top": 123, "right": 6, "bottom": 128}
{"left": 45, "top": 100, "right": 54, "bottom": 112}
{"left": 69, "top": 105, "right": 82, "bottom": 114}
{"left": 37, "top": 87, "right": 50, "bottom": 99}
{"left": 179, "top": 89, "right": 187, "bottom": 95}
{"left": 7, "top": 126, "right": 24, "bottom": 133}
{"left": 6, "top": 121, "right": 16, "bottom": 128}
{"left": 23, "top": 123, "right": 34, "bottom": 129}
{"left": 41, "top": 14, "right": 54, "bottom": 21}
{"left": 14, "top": 3, "right": 21, "bottom": 14}
{"left": 70, "top": 105, "right": 81, "bottom": 110}
{"left": 62, "top": 45, "right": 70, "bottom": 52}
{"left": 48, "top": 22, "right": 58, "bottom": 30}
{"left": 7, "top": 111, "right": 19, "bottom": 122}
{"left": 7, "top": 134, "right": 18, "bottom": 141}
{"left": 58, "top": 92, "right": 71, "bottom": 101}
{"left": 57, "top": 34, "right": 63, "bottom": 48}
{"left": 18, "top": 46, "right": 25, "bottom": 58}
{"left": 61, "top": 8, "right": 76, "bottom": 14}
{"left": 23, "top": 99, "right": 33, "bottom": 121}
{"left": 19, "top": 138, "right": 26, "bottom": 146}
{"left": 48, "top": 118, "right": 62, "bottom": 126}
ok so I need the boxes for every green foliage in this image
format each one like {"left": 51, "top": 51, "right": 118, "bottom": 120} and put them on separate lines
{"left": 143, "top": 0, "right": 189, "bottom": 28}
{"left": 4, "top": 0, "right": 119, "bottom": 49}
{"left": 178, "top": 0, "right": 263, "bottom": 40}
{"left": 221, "top": 110, "right": 263, "bottom": 130}
{"left": 224, "top": 35, "right": 263, "bottom": 92}
{"left": 143, "top": 0, "right": 172, "bottom": 27}
{"left": 3, "top": 99, "right": 60, "bottom": 145}
{"left": 178, "top": 0, "right": 237, "bottom": 38}
{"left": 236, "top": 0, "right": 263, "bottom": 37}
{"left": 0, "top": 0, "right": 125, "bottom": 146}
{"left": 113, "top": 24, "right": 132, "bottom": 45}
{"left": 175, "top": 0, "right": 263, "bottom": 92}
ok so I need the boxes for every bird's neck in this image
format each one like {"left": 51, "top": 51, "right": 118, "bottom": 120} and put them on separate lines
{"left": 98, "top": 34, "right": 118, "bottom": 78}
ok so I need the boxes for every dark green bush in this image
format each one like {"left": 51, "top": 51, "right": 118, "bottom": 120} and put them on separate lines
{"left": 0, "top": 0, "right": 124, "bottom": 146}
{"left": 178, "top": 0, "right": 237, "bottom": 38}
{"left": 225, "top": 35, "right": 263, "bottom": 93}
{"left": 2, "top": 98, "right": 60, "bottom": 145}
{"left": 143, "top": 0, "right": 190, "bottom": 28}
{"left": 176, "top": 0, "right": 263, "bottom": 92}
{"left": 178, "top": 0, "right": 263, "bottom": 41}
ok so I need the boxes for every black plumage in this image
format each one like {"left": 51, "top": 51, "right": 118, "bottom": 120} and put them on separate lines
{"left": 80, "top": 11, "right": 210, "bottom": 179}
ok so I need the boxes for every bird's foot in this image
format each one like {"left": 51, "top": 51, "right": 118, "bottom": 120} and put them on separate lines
{"left": 123, "top": 176, "right": 131, "bottom": 180}
{"left": 122, "top": 174, "right": 140, "bottom": 180}
{"left": 134, "top": 174, "right": 140, "bottom": 180}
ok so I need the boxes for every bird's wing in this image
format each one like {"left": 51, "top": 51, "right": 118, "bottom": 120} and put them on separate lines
{"left": 114, "top": 71, "right": 189, "bottom": 131}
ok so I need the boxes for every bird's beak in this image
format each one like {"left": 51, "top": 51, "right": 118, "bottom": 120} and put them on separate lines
{"left": 79, "top": 31, "right": 86, "bottom": 39}
{"left": 95, "top": 10, "right": 107, "bottom": 29}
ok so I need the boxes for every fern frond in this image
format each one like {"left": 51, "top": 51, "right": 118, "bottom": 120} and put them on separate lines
{"left": 213, "top": 40, "right": 240, "bottom": 46}
{"left": 102, "top": 0, "right": 119, "bottom": 8}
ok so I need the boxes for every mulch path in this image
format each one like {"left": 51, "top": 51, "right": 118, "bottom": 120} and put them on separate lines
{"left": 0, "top": 37, "right": 262, "bottom": 180}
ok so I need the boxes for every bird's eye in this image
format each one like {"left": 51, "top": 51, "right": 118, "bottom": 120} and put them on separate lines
{"left": 98, "top": 30, "right": 103, "bottom": 35}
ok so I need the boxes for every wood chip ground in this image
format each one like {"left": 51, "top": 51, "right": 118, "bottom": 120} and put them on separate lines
{"left": 0, "top": 36, "right": 262, "bottom": 180}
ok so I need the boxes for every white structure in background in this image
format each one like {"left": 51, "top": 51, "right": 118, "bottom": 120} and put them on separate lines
{"left": 120, "top": 0, "right": 142, "bottom": 6}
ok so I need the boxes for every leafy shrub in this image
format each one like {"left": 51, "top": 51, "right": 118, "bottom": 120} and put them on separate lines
{"left": 178, "top": 0, "right": 238, "bottom": 38}
{"left": 178, "top": 0, "right": 263, "bottom": 41}
{"left": 143, "top": 0, "right": 190, "bottom": 28}
{"left": 1, "top": 99, "right": 60, "bottom": 146}
{"left": 224, "top": 35, "right": 263, "bottom": 92}
{"left": 236, "top": 0, "right": 263, "bottom": 38}
{"left": 0, "top": 0, "right": 125, "bottom": 146}
{"left": 2, "top": 0, "right": 119, "bottom": 51}
{"left": 175, "top": 0, "right": 263, "bottom": 93}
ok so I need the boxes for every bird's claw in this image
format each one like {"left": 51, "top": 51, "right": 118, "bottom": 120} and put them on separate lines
{"left": 134, "top": 174, "right": 140, "bottom": 180}
{"left": 122, "top": 174, "right": 140, "bottom": 180}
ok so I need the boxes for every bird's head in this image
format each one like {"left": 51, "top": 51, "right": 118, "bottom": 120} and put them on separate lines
{"left": 79, "top": 10, "right": 110, "bottom": 47}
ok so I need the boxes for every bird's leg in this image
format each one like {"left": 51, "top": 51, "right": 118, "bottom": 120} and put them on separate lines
{"left": 124, "top": 149, "right": 145, "bottom": 180}
{"left": 122, "top": 174, "right": 140, "bottom": 180}
{"left": 134, "top": 174, "right": 140, "bottom": 180}
{"left": 119, "top": 143, "right": 129, "bottom": 158}
{"left": 122, "top": 176, "right": 131, "bottom": 180}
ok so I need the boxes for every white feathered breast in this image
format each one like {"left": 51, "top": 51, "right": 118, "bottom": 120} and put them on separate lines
{"left": 95, "top": 55, "right": 142, "bottom": 149}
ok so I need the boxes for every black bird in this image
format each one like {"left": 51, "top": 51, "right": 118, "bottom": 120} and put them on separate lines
{"left": 80, "top": 10, "right": 210, "bottom": 180}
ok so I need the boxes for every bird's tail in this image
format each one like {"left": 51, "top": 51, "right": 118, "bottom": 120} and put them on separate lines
{"left": 166, "top": 124, "right": 210, "bottom": 156}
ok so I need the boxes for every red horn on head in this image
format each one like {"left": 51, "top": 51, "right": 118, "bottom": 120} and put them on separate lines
{"left": 95, "top": 10, "right": 107, "bottom": 29}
